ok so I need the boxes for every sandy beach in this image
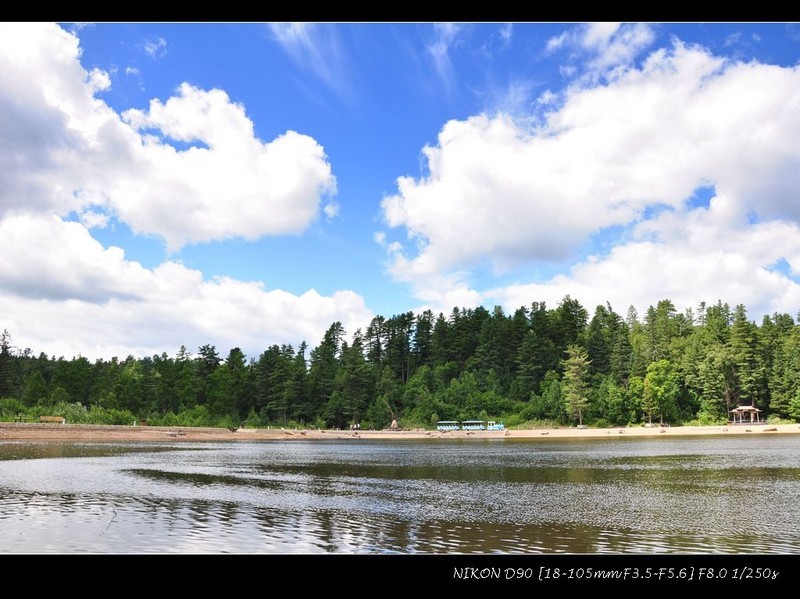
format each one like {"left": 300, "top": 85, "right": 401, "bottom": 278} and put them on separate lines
{"left": 1, "top": 421, "right": 799, "bottom": 442}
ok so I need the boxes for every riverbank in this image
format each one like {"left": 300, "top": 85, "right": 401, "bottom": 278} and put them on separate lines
{"left": 1, "top": 421, "right": 799, "bottom": 442}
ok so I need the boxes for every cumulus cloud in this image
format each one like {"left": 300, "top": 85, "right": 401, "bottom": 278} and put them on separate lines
{"left": 0, "top": 23, "right": 337, "bottom": 250}
{"left": 87, "top": 67, "right": 111, "bottom": 93}
{"left": 381, "top": 39, "right": 800, "bottom": 320}
{"left": 487, "top": 200, "right": 800, "bottom": 320}
{"left": 0, "top": 23, "right": 366, "bottom": 358}
{"left": 0, "top": 214, "right": 372, "bottom": 359}
{"left": 120, "top": 83, "right": 337, "bottom": 248}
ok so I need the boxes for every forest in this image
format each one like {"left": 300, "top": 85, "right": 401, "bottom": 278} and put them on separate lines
{"left": 2, "top": 296, "right": 800, "bottom": 430}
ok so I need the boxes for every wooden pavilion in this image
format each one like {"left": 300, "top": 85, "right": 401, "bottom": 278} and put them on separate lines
{"left": 729, "top": 405, "right": 762, "bottom": 425}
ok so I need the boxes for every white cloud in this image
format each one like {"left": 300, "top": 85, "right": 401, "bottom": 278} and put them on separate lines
{"left": 125, "top": 66, "right": 139, "bottom": 76}
{"left": 143, "top": 37, "right": 166, "bottom": 60}
{"left": 0, "top": 214, "right": 373, "bottom": 359}
{"left": 426, "top": 23, "right": 462, "bottom": 89}
{"left": 546, "top": 23, "right": 655, "bottom": 79}
{"left": 121, "top": 82, "right": 337, "bottom": 248}
{"left": 499, "top": 23, "right": 513, "bottom": 45}
{"left": 0, "top": 23, "right": 365, "bottom": 359}
{"left": 559, "top": 65, "right": 577, "bottom": 78}
{"left": 323, "top": 202, "right": 340, "bottom": 219}
{"left": 487, "top": 202, "right": 800, "bottom": 320}
{"left": 582, "top": 23, "right": 622, "bottom": 50}
{"left": 382, "top": 39, "right": 800, "bottom": 320}
{"left": 269, "top": 23, "right": 353, "bottom": 103}
{"left": 78, "top": 209, "right": 110, "bottom": 229}
{"left": 546, "top": 31, "right": 569, "bottom": 53}
{"left": 489, "top": 78, "right": 539, "bottom": 117}
{"left": 87, "top": 67, "right": 111, "bottom": 93}
{"left": 724, "top": 32, "right": 742, "bottom": 47}
{"left": 270, "top": 23, "right": 333, "bottom": 82}
{"left": 0, "top": 23, "right": 337, "bottom": 250}
{"left": 0, "top": 214, "right": 151, "bottom": 303}
{"left": 587, "top": 23, "right": 654, "bottom": 72}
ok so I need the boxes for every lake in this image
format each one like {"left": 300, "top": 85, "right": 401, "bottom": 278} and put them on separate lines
{"left": 1, "top": 435, "right": 799, "bottom": 554}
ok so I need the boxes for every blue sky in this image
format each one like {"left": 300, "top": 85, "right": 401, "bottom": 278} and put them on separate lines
{"left": 3, "top": 22, "right": 800, "bottom": 360}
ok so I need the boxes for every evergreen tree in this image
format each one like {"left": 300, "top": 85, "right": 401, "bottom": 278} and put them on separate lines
{"left": 0, "top": 330, "right": 14, "bottom": 398}
{"left": 562, "top": 345, "right": 591, "bottom": 426}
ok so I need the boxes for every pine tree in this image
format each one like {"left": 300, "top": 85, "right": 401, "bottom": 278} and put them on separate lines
{"left": 562, "top": 345, "right": 591, "bottom": 426}
{"left": 0, "top": 330, "right": 14, "bottom": 398}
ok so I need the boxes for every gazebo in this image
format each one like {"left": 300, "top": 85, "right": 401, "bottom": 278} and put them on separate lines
{"left": 729, "top": 405, "right": 762, "bottom": 425}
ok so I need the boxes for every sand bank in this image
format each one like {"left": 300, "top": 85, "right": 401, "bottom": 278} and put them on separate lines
{"left": 1, "top": 421, "right": 799, "bottom": 442}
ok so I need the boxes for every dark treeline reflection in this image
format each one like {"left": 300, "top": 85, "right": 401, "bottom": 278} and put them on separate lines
{"left": 1, "top": 438, "right": 799, "bottom": 553}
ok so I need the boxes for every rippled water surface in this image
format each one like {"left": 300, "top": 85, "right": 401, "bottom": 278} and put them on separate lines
{"left": 1, "top": 436, "right": 799, "bottom": 554}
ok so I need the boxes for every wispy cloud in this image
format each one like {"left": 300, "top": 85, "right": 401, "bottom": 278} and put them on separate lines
{"left": 426, "top": 23, "right": 462, "bottom": 91}
{"left": 545, "top": 23, "right": 655, "bottom": 81}
{"left": 269, "top": 23, "right": 354, "bottom": 105}
{"left": 143, "top": 37, "right": 167, "bottom": 60}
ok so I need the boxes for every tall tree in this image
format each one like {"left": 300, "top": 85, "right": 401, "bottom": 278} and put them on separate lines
{"left": 307, "top": 322, "right": 345, "bottom": 419}
{"left": 195, "top": 345, "right": 221, "bottom": 406}
{"left": 339, "top": 331, "right": 374, "bottom": 425}
{"left": 553, "top": 296, "right": 589, "bottom": 355}
{"left": 412, "top": 309, "right": 434, "bottom": 372}
{"left": 643, "top": 359, "right": 680, "bottom": 425}
{"left": 729, "top": 304, "right": 765, "bottom": 408}
{"left": 0, "top": 330, "right": 15, "bottom": 398}
{"left": 562, "top": 345, "right": 591, "bottom": 426}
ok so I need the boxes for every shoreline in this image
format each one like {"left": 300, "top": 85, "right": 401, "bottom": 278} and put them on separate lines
{"left": 2, "top": 421, "right": 800, "bottom": 443}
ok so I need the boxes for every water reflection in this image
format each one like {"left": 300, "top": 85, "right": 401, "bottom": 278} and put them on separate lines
{"left": 1, "top": 437, "right": 799, "bottom": 553}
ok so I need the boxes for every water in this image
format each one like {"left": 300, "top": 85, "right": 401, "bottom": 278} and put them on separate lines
{"left": 1, "top": 436, "right": 799, "bottom": 554}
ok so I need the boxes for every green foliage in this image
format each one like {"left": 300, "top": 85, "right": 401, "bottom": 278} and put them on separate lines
{"left": 242, "top": 409, "right": 261, "bottom": 428}
{"left": 87, "top": 405, "right": 136, "bottom": 425}
{"left": 789, "top": 392, "right": 800, "bottom": 422}
{"left": 0, "top": 397, "right": 26, "bottom": 420}
{"left": 643, "top": 359, "right": 680, "bottom": 425}
{"left": 49, "top": 401, "right": 89, "bottom": 423}
{"left": 591, "top": 375, "right": 636, "bottom": 426}
{"left": 766, "top": 414, "right": 787, "bottom": 425}
{"left": 1, "top": 296, "right": 798, "bottom": 430}
{"left": 148, "top": 405, "right": 214, "bottom": 427}
{"left": 687, "top": 411, "right": 728, "bottom": 426}
{"left": 562, "top": 345, "right": 591, "bottom": 426}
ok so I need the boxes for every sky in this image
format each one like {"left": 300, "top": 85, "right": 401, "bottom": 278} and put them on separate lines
{"left": 3, "top": 22, "right": 800, "bottom": 361}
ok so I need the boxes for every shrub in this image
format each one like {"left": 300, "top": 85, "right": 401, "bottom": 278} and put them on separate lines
{"left": 0, "top": 397, "right": 26, "bottom": 420}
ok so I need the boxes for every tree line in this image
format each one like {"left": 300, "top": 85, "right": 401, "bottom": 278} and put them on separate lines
{"left": 1, "top": 296, "right": 799, "bottom": 429}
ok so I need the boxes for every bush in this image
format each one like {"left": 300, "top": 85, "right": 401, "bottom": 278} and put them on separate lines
{"left": 502, "top": 415, "right": 561, "bottom": 429}
{"left": 687, "top": 410, "right": 728, "bottom": 426}
{"left": 49, "top": 402, "right": 89, "bottom": 424}
{"left": 87, "top": 405, "right": 136, "bottom": 425}
{"left": 0, "top": 397, "right": 26, "bottom": 420}
{"left": 241, "top": 409, "right": 261, "bottom": 429}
